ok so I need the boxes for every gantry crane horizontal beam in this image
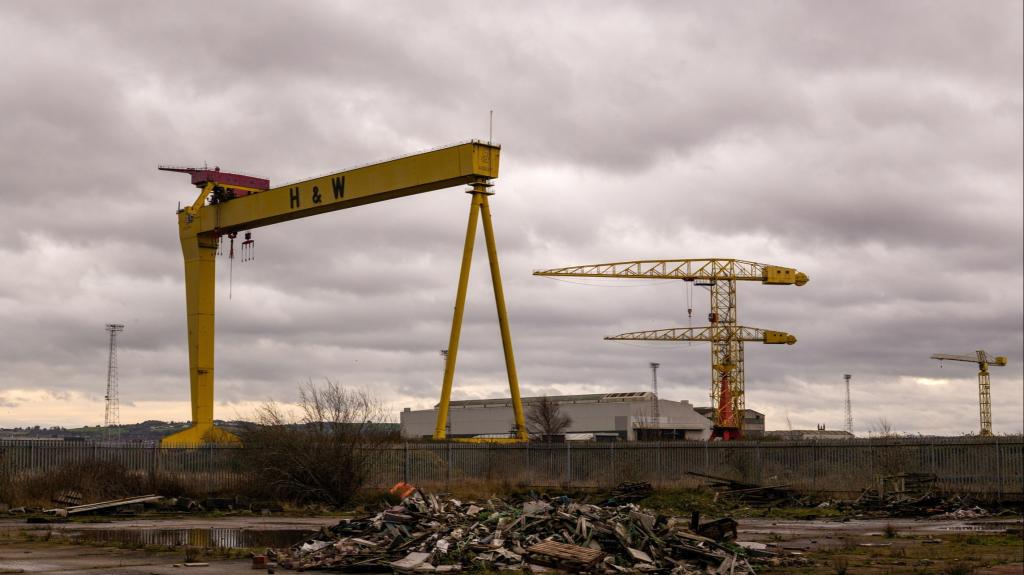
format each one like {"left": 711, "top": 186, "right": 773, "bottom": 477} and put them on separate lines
{"left": 606, "top": 326, "right": 797, "bottom": 344}
{"left": 534, "top": 259, "right": 809, "bottom": 285}
{"left": 184, "top": 141, "right": 500, "bottom": 234}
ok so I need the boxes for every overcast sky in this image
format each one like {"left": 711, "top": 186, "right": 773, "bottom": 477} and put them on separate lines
{"left": 1, "top": 1, "right": 1021, "bottom": 436}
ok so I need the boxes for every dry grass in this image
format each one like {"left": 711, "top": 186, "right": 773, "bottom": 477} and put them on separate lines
{"left": 0, "top": 459, "right": 251, "bottom": 508}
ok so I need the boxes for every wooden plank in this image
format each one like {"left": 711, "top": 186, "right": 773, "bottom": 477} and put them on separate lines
{"left": 526, "top": 540, "right": 604, "bottom": 566}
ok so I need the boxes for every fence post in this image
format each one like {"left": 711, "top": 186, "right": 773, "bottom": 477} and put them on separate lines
{"left": 565, "top": 441, "right": 571, "bottom": 487}
{"left": 703, "top": 441, "right": 709, "bottom": 475}
{"left": 404, "top": 443, "right": 410, "bottom": 484}
{"left": 610, "top": 442, "right": 615, "bottom": 486}
{"left": 811, "top": 442, "right": 817, "bottom": 491}
{"left": 656, "top": 441, "right": 662, "bottom": 486}
{"left": 526, "top": 442, "right": 532, "bottom": 486}
{"left": 995, "top": 436, "right": 1003, "bottom": 502}
{"left": 755, "top": 444, "right": 762, "bottom": 485}
{"left": 869, "top": 439, "right": 875, "bottom": 488}
{"left": 929, "top": 442, "right": 936, "bottom": 478}
{"left": 447, "top": 442, "right": 453, "bottom": 489}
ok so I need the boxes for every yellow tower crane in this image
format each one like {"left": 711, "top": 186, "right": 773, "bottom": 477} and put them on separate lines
{"left": 534, "top": 259, "right": 808, "bottom": 439}
{"left": 930, "top": 351, "right": 1008, "bottom": 436}
{"left": 159, "top": 141, "right": 528, "bottom": 445}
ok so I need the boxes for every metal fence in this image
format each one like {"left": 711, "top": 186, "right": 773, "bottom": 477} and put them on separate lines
{"left": 2, "top": 437, "right": 1021, "bottom": 499}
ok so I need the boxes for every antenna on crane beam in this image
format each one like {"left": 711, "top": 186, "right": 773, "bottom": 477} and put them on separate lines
{"left": 104, "top": 324, "right": 125, "bottom": 439}
{"left": 843, "top": 374, "right": 853, "bottom": 434}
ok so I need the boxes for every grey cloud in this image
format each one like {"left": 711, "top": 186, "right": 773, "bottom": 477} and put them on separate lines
{"left": 0, "top": 1, "right": 1020, "bottom": 435}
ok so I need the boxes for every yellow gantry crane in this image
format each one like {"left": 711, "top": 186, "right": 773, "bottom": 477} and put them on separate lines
{"left": 534, "top": 259, "right": 807, "bottom": 439}
{"left": 160, "top": 141, "right": 528, "bottom": 445}
{"left": 931, "top": 351, "right": 1008, "bottom": 436}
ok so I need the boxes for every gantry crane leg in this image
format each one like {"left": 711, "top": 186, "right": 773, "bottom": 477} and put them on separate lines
{"left": 479, "top": 192, "right": 528, "bottom": 440}
{"left": 434, "top": 182, "right": 526, "bottom": 441}
{"left": 162, "top": 222, "right": 240, "bottom": 445}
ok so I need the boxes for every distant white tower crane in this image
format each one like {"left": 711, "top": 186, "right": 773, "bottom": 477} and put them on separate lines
{"left": 843, "top": 374, "right": 853, "bottom": 434}
{"left": 104, "top": 324, "right": 125, "bottom": 430}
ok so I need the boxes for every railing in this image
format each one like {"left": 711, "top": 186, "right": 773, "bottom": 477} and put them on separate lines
{"left": 1, "top": 436, "right": 1020, "bottom": 499}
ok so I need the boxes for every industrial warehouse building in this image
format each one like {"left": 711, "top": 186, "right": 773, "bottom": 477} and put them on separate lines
{"left": 400, "top": 391, "right": 713, "bottom": 441}
{"left": 694, "top": 407, "right": 766, "bottom": 438}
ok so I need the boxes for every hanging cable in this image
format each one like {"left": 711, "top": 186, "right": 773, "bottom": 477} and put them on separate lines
{"left": 227, "top": 232, "right": 237, "bottom": 300}
{"left": 686, "top": 281, "right": 694, "bottom": 345}
{"left": 242, "top": 231, "right": 254, "bottom": 262}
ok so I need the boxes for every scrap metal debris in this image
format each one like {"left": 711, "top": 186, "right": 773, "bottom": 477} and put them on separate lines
{"left": 275, "top": 490, "right": 769, "bottom": 573}
{"left": 851, "top": 474, "right": 992, "bottom": 518}
{"left": 685, "top": 472, "right": 798, "bottom": 505}
{"left": 43, "top": 494, "right": 163, "bottom": 516}
{"left": 603, "top": 481, "right": 654, "bottom": 505}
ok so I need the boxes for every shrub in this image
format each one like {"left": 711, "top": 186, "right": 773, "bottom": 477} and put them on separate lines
{"left": 237, "top": 380, "right": 397, "bottom": 507}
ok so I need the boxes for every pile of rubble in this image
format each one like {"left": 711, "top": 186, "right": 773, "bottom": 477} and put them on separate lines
{"left": 685, "top": 472, "right": 801, "bottom": 506}
{"left": 274, "top": 488, "right": 766, "bottom": 573}
{"left": 850, "top": 474, "right": 992, "bottom": 518}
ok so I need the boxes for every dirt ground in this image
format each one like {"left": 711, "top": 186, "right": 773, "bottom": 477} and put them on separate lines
{"left": 739, "top": 517, "right": 1024, "bottom": 574}
{"left": 0, "top": 516, "right": 333, "bottom": 574}
{"left": 0, "top": 515, "right": 1020, "bottom": 574}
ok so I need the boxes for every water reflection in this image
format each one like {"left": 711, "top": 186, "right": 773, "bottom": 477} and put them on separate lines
{"left": 66, "top": 527, "right": 312, "bottom": 549}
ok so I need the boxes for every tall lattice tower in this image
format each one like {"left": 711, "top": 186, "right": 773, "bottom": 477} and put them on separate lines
{"left": 649, "top": 362, "right": 661, "bottom": 421}
{"left": 104, "top": 324, "right": 125, "bottom": 429}
{"left": 843, "top": 374, "right": 853, "bottom": 434}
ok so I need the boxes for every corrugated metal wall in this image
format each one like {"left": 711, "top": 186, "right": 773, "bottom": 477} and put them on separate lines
{"left": 1, "top": 437, "right": 1020, "bottom": 499}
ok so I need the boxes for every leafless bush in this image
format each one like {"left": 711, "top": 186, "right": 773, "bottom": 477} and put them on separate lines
{"left": 238, "top": 380, "right": 398, "bottom": 506}
{"left": 526, "top": 396, "right": 572, "bottom": 440}
{"left": 869, "top": 417, "right": 897, "bottom": 438}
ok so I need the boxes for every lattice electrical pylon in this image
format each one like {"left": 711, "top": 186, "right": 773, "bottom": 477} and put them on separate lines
{"left": 649, "top": 362, "right": 661, "bottom": 421}
{"left": 104, "top": 324, "right": 125, "bottom": 431}
{"left": 843, "top": 374, "right": 853, "bottom": 434}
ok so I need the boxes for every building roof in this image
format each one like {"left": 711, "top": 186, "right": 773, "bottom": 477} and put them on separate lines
{"left": 765, "top": 430, "right": 855, "bottom": 439}
{"left": 441, "top": 391, "right": 654, "bottom": 409}
{"left": 694, "top": 407, "right": 764, "bottom": 417}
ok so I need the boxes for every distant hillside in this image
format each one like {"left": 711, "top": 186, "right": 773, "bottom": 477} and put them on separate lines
{"left": 0, "top": 420, "right": 246, "bottom": 443}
